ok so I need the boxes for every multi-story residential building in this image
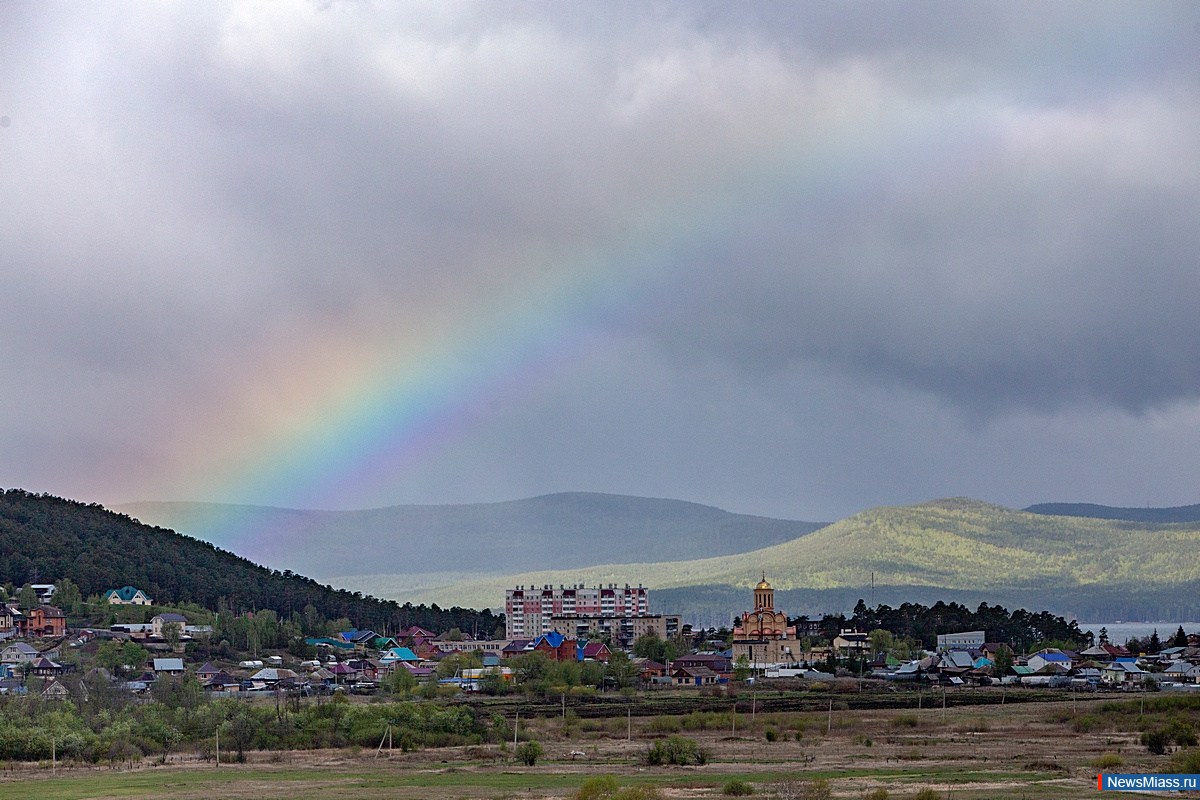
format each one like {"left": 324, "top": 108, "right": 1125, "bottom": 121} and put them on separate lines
{"left": 505, "top": 584, "right": 651, "bottom": 640}
{"left": 545, "top": 613, "right": 681, "bottom": 647}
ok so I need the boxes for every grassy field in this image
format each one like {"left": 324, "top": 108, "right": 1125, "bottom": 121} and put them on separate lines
{"left": 3, "top": 693, "right": 1195, "bottom": 799}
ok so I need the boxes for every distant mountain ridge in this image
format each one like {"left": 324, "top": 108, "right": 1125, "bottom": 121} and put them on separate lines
{"left": 115, "top": 493, "right": 828, "bottom": 582}
{"left": 401, "top": 498, "right": 1200, "bottom": 621}
{"left": 1025, "top": 502, "right": 1200, "bottom": 523}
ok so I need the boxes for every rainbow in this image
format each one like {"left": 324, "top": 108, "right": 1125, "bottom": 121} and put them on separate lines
{"left": 168, "top": 84, "right": 981, "bottom": 512}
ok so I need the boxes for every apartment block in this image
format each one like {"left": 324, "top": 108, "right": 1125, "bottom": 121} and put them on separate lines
{"left": 505, "top": 584, "right": 651, "bottom": 640}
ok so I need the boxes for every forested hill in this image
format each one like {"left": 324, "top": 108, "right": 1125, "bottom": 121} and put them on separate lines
{"left": 1025, "top": 501, "right": 1200, "bottom": 523}
{"left": 116, "top": 493, "right": 827, "bottom": 581}
{"left": 0, "top": 489, "right": 498, "bottom": 636}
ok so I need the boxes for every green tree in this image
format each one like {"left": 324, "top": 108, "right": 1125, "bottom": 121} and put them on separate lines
{"left": 992, "top": 645, "right": 1015, "bottom": 676}
{"left": 733, "top": 654, "right": 752, "bottom": 682}
{"left": 1171, "top": 626, "right": 1189, "bottom": 648}
{"left": 605, "top": 650, "right": 639, "bottom": 689}
{"left": 516, "top": 740, "right": 544, "bottom": 766}
{"left": 163, "top": 621, "right": 183, "bottom": 649}
{"left": 16, "top": 583, "right": 37, "bottom": 611}
{"left": 120, "top": 641, "right": 149, "bottom": 674}
{"left": 54, "top": 578, "right": 82, "bottom": 614}
{"left": 632, "top": 633, "right": 680, "bottom": 664}
{"left": 868, "top": 629, "right": 894, "bottom": 657}
{"left": 388, "top": 666, "right": 418, "bottom": 696}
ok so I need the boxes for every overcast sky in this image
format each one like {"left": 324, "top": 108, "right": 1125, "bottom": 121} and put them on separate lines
{"left": 3, "top": 2, "right": 1200, "bottom": 521}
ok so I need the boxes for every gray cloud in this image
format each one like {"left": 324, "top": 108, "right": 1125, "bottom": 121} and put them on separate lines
{"left": 2, "top": 2, "right": 1199, "bottom": 515}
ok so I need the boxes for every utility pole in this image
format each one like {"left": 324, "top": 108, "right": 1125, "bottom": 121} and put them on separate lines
{"left": 627, "top": 705, "right": 631, "bottom": 742}
{"left": 52, "top": 737, "right": 55, "bottom": 777}
{"left": 514, "top": 711, "right": 519, "bottom": 747}
{"left": 215, "top": 726, "right": 220, "bottom": 767}
{"left": 827, "top": 698, "right": 833, "bottom": 734}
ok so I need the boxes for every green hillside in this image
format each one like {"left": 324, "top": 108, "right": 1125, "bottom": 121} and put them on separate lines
{"left": 0, "top": 489, "right": 498, "bottom": 635}
{"left": 116, "top": 493, "right": 827, "bottom": 582}
{"left": 401, "top": 498, "right": 1200, "bottom": 620}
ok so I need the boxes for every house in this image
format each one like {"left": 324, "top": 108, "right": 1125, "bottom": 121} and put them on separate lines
{"left": 20, "top": 606, "right": 66, "bottom": 638}
{"left": 671, "top": 665, "right": 719, "bottom": 686}
{"left": 337, "top": 630, "right": 378, "bottom": 649}
{"left": 203, "top": 671, "right": 241, "bottom": 692}
{"left": 347, "top": 659, "right": 379, "bottom": 680}
{"left": 195, "top": 662, "right": 221, "bottom": 681}
{"left": 531, "top": 632, "right": 577, "bottom": 662}
{"left": 249, "top": 667, "right": 299, "bottom": 685}
{"left": 0, "top": 605, "right": 14, "bottom": 632}
{"left": 1027, "top": 652, "right": 1073, "bottom": 673}
{"left": 1, "top": 642, "right": 39, "bottom": 664}
{"left": 501, "top": 639, "right": 535, "bottom": 658}
{"left": 105, "top": 586, "right": 153, "bottom": 605}
{"left": 1080, "top": 644, "right": 1131, "bottom": 663}
{"left": 0, "top": 678, "right": 26, "bottom": 695}
{"left": 1163, "top": 662, "right": 1200, "bottom": 683}
{"left": 673, "top": 653, "right": 732, "bottom": 679}
{"left": 1101, "top": 662, "right": 1147, "bottom": 686}
{"left": 397, "top": 626, "right": 436, "bottom": 647}
{"left": 631, "top": 658, "right": 667, "bottom": 681}
{"left": 380, "top": 647, "right": 420, "bottom": 665}
{"left": 30, "top": 584, "right": 57, "bottom": 604}
{"left": 328, "top": 663, "right": 358, "bottom": 683}
{"left": 30, "top": 657, "right": 69, "bottom": 678}
{"left": 41, "top": 679, "right": 82, "bottom": 700}
{"left": 150, "top": 613, "right": 188, "bottom": 638}
{"left": 833, "top": 630, "right": 870, "bottom": 655}
{"left": 152, "top": 658, "right": 185, "bottom": 676}
{"left": 577, "top": 641, "right": 611, "bottom": 663}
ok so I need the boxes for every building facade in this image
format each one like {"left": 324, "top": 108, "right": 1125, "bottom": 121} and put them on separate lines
{"left": 731, "top": 574, "right": 801, "bottom": 667}
{"left": 505, "top": 584, "right": 651, "bottom": 640}
{"left": 545, "top": 613, "right": 680, "bottom": 646}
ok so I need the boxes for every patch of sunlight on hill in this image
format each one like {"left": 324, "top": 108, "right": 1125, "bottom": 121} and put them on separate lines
{"left": 409, "top": 498, "right": 1200, "bottom": 609}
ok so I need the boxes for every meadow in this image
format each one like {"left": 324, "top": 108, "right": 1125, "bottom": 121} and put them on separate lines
{"left": 3, "top": 692, "right": 1198, "bottom": 799}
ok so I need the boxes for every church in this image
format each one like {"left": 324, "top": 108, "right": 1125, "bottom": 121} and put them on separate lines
{"left": 731, "top": 573, "right": 802, "bottom": 667}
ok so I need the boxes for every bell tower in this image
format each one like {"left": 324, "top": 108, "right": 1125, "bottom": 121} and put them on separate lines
{"left": 754, "top": 571, "right": 774, "bottom": 612}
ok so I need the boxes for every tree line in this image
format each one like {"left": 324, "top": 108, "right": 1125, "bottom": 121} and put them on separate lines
{"left": 0, "top": 489, "right": 498, "bottom": 636}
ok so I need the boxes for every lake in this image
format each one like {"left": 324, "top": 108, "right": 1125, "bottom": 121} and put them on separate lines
{"left": 1078, "top": 622, "right": 1200, "bottom": 645}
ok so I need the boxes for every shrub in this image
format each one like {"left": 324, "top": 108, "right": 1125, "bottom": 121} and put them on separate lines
{"left": 912, "top": 790, "right": 940, "bottom": 800}
{"left": 765, "top": 728, "right": 778, "bottom": 742}
{"left": 891, "top": 714, "right": 919, "bottom": 729}
{"left": 795, "top": 730, "right": 804, "bottom": 742}
{"left": 1092, "top": 753, "right": 1123, "bottom": 769}
{"left": 852, "top": 734, "right": 872, "bottom": 746}
{"left": 1170, "top": 748, "right": 1200, "bottom": 773}
{"left": 516, "top": 740, "right": 543, "bottom": 766}
{"left": 724, "top": 777, "right": 754, "bottom": 796}
{"left": 647, "top": 716, "right": 682, "bottom": 734}
{"left": 860, "top": 790, "right": 889, "bottom": 800}
{"left": 574, "top": 775, "right": 620, "bottom": 800}
{"left": 643, "top": 735, "right": 708, "bottom": 766}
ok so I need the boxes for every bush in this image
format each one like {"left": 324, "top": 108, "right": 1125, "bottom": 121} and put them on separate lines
{"left": 516, "top": 740, "right": 544, "bottom": 766}
{"left": 1142, "top": 720, "right": 1197, "bottom": 755}
{"left": 574, "top": 775, "right": 620, "bottom": 800}
{"left": 1092, "top": 753, "right": 1124, "bottom": 769}
{"left": 1170, "top": 748, "right": 1200, "bottom": 773}
{"left": 724, "top": 777, "right": 754, "bottom": 796}
{"left": 912, "top": 790, "right": 940, "bottom": 800}
{"left": 860, "top": 790, "right": 889, "bottom": 800}
{"left": 891, "top": 714, "right": 919, "bottom": 729}
{"left": 765, "top": 728, "right": 778, "bottom": 742}
{"left": 643, "top": 736, "right": 708, "bottom": 766}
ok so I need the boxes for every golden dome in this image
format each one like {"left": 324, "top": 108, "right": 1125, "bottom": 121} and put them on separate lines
{"left": 756, "top": 571, "right": 771, "bottom": 590}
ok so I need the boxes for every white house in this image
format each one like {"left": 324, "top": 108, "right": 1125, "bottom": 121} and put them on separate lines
{"left": 0, "top": 642, "right": 39, "bottom": 664}
{"left": 151, "top": 613, "right": 187, "bottom": 638}
{"left": 105, "top": 586, "right": 153, "bottom": 605}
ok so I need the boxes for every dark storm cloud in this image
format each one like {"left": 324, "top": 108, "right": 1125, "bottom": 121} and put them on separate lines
{"left": 1, "top": 1, "right": 1199, "bottom": 512}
